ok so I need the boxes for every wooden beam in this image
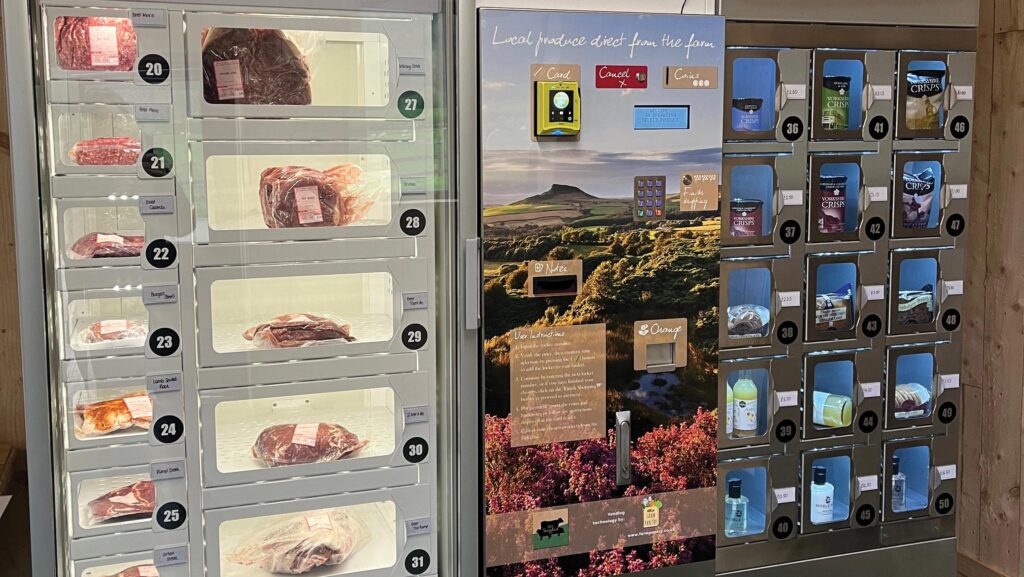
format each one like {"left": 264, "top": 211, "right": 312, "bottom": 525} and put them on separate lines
{"left": 960, "top": 553, "right": 1013, "bottom": 577}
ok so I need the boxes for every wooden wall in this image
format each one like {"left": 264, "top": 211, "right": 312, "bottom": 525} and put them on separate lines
{"left": 958, "top": 0, "right": 1024, "bottom": 576}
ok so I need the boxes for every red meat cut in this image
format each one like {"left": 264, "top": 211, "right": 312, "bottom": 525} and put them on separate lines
{"left": 54, "top": 16, "right": 138, "bottom": 72}
{"left": 259, "top": 164, "right": 370, "bottom": 229}
{"left": 252, "top": 423, "right": 369, "bottom": 468}
{"left": 202, "top": 28, "right": 312, "bottom": 105}
{"left": 227, "top": 509, "right": 364, "bottom": 574}
{"left": 70, "top": 137, "right": 141, "bottom": 166}
{"left": 70, "top": 232, "right": 144, "bottom": 259}
{"left": 243, "top": 314, "right": 356, "bottom": 349}
{"left": 82, "top": 319, "right": 148, "bottom": 344}
{"left": 104, "top": 565, "right": 159, "bottom": 577}
{"left": 87, "top": 480, "right": 155, "bottom": 524}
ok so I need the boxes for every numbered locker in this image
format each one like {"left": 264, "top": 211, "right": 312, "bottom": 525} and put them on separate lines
{"left": 42, "top": 7, "right": 172, "bottom": 84}
{"left": 74, "top": 549, "right": 189, "bottom": 577}
{"left": 199, "top": 372, "right": 434, "bottom": 488}
{"left": 52, "top": 179, "right": 178, "bottom": 271}
{"left": 721, "top": 258, "right": 803, "bottom": 353}
{"left": 722, "top": 154, "right": 806, "bottom": 256}
{"left": 808, "top": 153, "right": 893, "bottom": 249}
{"left": 800, "top": 445, "right": 882, "bottom": 534}
{"left": 885, "top": 342, "right": 962, "bottom": 433}
{"left": 204, "top": 484, "right": 435, "bottom": 577}
{"left": 67, "top": 462, "right": 187, "bottom": 541}
{"left": 194, "top": 258, "right": 432, "bottom": 368}
{"left": 896, "top": 52, "right": 976, "bottom": 141}
{"left": 811, "top": 50, "right": 896, "bottom": 142}
{"left": 64, "top": 375, "right": 184, "bottom": 451}
{"left": 718, "top": 454, "right": 800, "bottom": 548}
{"left": 183, "top": 12, "right": 433, "bottom": 121}
{"left": 891, "top": 151, "right": 970, "bottom": 246}
{"left": 882, "top": 435, "right": 959, "bottom": 522}
{"left": 724, "top": 48, "right": 810, "bottom": 143}
{"left": 719, "top": 356, "right": 801, "bottom": 452}
{"left": 189, "top": 140, "right": 433, "bottom": 246}
{"left": 805, "top": 252, "right": 888, "bottom": 345}
{"left": 888, "top": 248, "right": 965, "bottom": 337}
{"left": 49, "top": 104, "right": 175, "bottom": 177}
{"left": 803, "top": 350, "right": 884, "bottom": 445}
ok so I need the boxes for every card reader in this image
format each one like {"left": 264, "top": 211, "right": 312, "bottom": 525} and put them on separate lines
{"left": 535, "top": 81, "right": 581, "bottom": 137}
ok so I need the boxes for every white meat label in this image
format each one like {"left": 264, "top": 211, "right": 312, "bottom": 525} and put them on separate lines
{"left": 291, "top": 423, "right": 320, "bottom": 447}
{"left": 294, "top": 186, "right": 324, "bottom": 225}
{"left": 95, "top": 234, "right": 125, "bottom": 245}
{"left": 305, "top": 513, "right": 334, "bottom": 532}
{"left": 214, "top": 59, "right": 245, "bottom": 100}
{"left": 123, "top": 395, "right": 153, "bottom": 419}
{"left": 137, "top": 566, "right": 160, "bottom": 577}
{"left": 100, "top": 319, "right": 128, "bottom": 336}
{"left": 109, "top": 493, "right": 140, "bottom": 505}
{"left": 88, "top": 26, "right": 120, "bottom": 67}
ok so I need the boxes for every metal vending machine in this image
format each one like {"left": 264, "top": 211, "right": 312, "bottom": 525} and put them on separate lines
{"left": 716, "top": 1, "right": 976, "bottom": 575}
{"left": 473, "top": 7, "right": 725, "bottom": 577}
{"left": 5, "top": 1, "right": 458, "bottom": 576}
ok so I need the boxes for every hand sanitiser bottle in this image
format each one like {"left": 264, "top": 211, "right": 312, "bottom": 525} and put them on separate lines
{"left": 810, "top": 466, "right": 835, "bottom": 525}
{"left": 726, "top": 384, "right": 735, "bottom": 436}
{"left": 724, "top": 479, "right": 749, "bottom": 537}
{"left": 892, "top": 456, "right": 907, "bottom": 512}
{"left": 733, "top": 372, "right": 759, "bottom": 438}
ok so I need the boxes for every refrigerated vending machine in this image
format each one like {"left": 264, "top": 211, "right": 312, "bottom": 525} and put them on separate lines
{"left": 5, "top": 1, "right": 457, "bottom": 576}
{"left": 716, "top": 1, "right": 975, "bottom": 575}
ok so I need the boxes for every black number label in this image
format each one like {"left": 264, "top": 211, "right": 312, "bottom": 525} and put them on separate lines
{"left": 403, "top": 437, "right": 429, "bottom": 464}
{"left": 946, "top": 214, "right": 966, "bottom": 237}
{"left": 938, "top": 402, "right": 958, "bottom": 425}
{"left": 402, "top": 324, "right": 429, "bottom": 350}
{"left": 405, "top": 550, "right": 431, "bottom": 575}
{"left": 779, "top": 220, "right": 802, "bottom": 245}
{"left": 156, "top": 502, "right": 187, "bottom": 530}
{"left": 138, "top": 54, "right": 170, "bottom": 85}
{"left": 859, "top": 411, "right": 879, "bottom": 434}
{"left": 935, "top": 493, "right": 955, "bottom": 515}
{"left": 145, "top": 239, "right": 177, "bottom": 268}
{"left": 950, "top": 116, "right": 971, "bottom": 140}
{"left": 153, "top": 415, "right": 184, "bottom": 444}
{"left": 400, "top": 209, "right": 427, "bottom": 236}
{"left": 775, "top": 419, "right": 797, "bottom": 444}
{"left": 777, "top": 321, "right": 799, "bottom": 345}
{"left": 148, "top": 328, "right": 180, "bottom": 357}
{"left": 781, "top": 116, "right": 804, "bottom": 141}
{"left": 862, "top": 314, "right": 883, "bottom": 338}
{"left": 142, "top": 148, "right": 173, "bottom": 178}
{"left": 772, "top": 516, "right": 794, "bottom": 540}
{"left": 868, "top": 116, "right": 889, "bottom": 140}
{"left": 399, "top": 91, "right": 426, "bottom": 119}
{"left": 865, "top": 216, "right": 886, "bottom": 241}
{"left": 942, "top": 309, "right": 962, "bottom": 332}
{"left": 856, "top": 505, "right": 876, "bottom": 527}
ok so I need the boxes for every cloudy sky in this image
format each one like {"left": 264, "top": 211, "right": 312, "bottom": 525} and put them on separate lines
{"left": 480, "top": 10, "right": 725, "bottom": 205}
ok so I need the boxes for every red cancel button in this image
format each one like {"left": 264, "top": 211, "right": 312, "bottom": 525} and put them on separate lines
{"left": 595, "top": 65, "right": 648, "bottom": 89}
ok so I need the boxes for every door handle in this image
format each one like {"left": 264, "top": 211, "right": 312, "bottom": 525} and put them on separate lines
{"left": 616, "top": 411, "right": 632, "bottom": 486}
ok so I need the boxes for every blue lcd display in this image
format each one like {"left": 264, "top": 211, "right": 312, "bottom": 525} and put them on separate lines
{"left": 634, "top": 105, "right": 691, "bottom": 130}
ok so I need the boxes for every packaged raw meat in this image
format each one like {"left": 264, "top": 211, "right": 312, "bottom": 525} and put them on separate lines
{"left": 81, "top": 319, "right": 148, "bottom": 345}
{"left": 242, "top": 314, "right": 356, "bottom": 349}
{"left": 227, "top": 508, "right": 366, "bottom": 575}
{"left": 69, "top": 137, "right": 141, "bottom": 166}
{"left": 202, "top": 28, "right": 313, "bottom": 105}
{"left": 74, "top": 392, "right": 153, "bottom": 438}
{"left": 103, "top": 565, "right": 160, "bottom": 577}
{"left": 252, "top": 423, "right": 369, "bottom": 468}
{"left": 69, "top": 232, "right": 145, "bottom": 259}
{"left": 53, "top": 16, "right": 137, "bottom": 72}
{"left": 87, "top": 480, "right": 155, "bottom": 524}
{"left": 259, "top": 164, "right": 374, "bottom": 229}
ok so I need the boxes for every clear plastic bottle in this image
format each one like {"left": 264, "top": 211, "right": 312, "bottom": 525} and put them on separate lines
{"left": 810, "top": 466, "right": 835, "bottom": 525}
{"left": 724, "top": 478, "right": 749, "bottom": 537}
{"left": 726, "top": 384, "right": 734, "bottom": 436}
{"left": 892, "top": 455, "right": 907, "bottom": 512}
{"left": 733, "top": 373, "right": 759, "bottom": 438}
{"left": 813, "top": 391, "right": 853, "bottom": 428}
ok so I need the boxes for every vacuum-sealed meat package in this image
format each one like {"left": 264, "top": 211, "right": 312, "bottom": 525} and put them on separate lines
{"left": 259, "top": 164, "right": 374, "bottom": 229}
{"left": 75, "top": 392, "right": 153, "bottom": 438}
{"left": 87, "top": 480, "right": 155, "bottom": 524}
{"left": 81, "top": 319, "right": 148, "bottom": 345}
{"left": 227, "top": 509, "right": 366, "bottom": 575}
{"left": 69, "top": 232, "right": 145, "bottom": 259}
{"left": 252, "top": 423, "right": 369, "bottom": 468}
{"left": 53, "top": 16, "right": 137, "bottom": 72}
{"left": 202, "top": 28, "right": 313, "bottom": 105}
{"left": 69, "top": 137, "right": 141, "bottom": 166}
{"left": 243, "top": 314, "right": 356, "bottom": 349}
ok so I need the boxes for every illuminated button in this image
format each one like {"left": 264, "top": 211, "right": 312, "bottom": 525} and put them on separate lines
{"left": 656, "top": 199, "right": 662, "bottom": 207}
{"left": 655, "top": 209, "right": 663, "bottom": 217}
{"left": 553, "top": 91, "right": 571, "bottom": 110}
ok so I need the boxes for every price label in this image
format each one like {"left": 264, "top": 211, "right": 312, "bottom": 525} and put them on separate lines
{"left": 778, "top": 291, "right": 801, "bottom": 308}
{"left": 863, "top": 285, "right": 885, "bottom": 302}
{"left": 937, "top": 465, "right": 958, "bottom": 481}
{"left": 944, "top": 280, "right": 965, "bottom": 297}
{"left": 861, "top": 382, "right": 882, "bottom": 399}
{"left": 784, "top": 84, "right": 807, "bottom": 101}
{"left": 949, "top": 184, "right": 969, "bottom": 200}
{"left": 858, "top": 475, "right": 879, "bottom": 493}
{"left": 872, "top": 85, "right": 893, "bottom": 101}
{"left": 776, "top": 391, "right": 799, "bottom": 408}
{"left": 781, "top": 190, "right": 804, "bottom": 206}
{"left": 940, "top": 374, "right": 961, "bottom": 391}
{"left": 773, "top": 487, "right": 797, "bottom": 504}
{"left": 867, "top": 187, "right": 889, "bottom": 203}
{"left": 954, "top": 85, "right": 974, "bottom": 101}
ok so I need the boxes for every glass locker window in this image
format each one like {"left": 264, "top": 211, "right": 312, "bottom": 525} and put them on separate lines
{"left": 905, "top": 61, "right": 947, "bottom": 131}
{"left": 727, "top": 368, "right": 769, "bottom": 440}
{"left": 62, "top": 205, "right": 145, "bottom": 261}
{"left": 896, "top": 257, "right": 938, "bottom": 328}
{"left": 55, "top": 107, "right": 141, "bottom": 167}
{"left": 811, "top": 360, "right": 855, "bottom": 431}
{"left": 77, "top": 473, "right": 153, "bottom": 530}
{"left": 724, "top": 467, "right": 768, "bottom": 538}
{"left": 727, "top": 267, "right": 772, "bottom": 341}
{"left": 813, "top": 262, "right": 857, "bottom": 334}
{"left": 893, "top": 352, "right": 935, "bottom": 421}
{"left": 891, "top": 446, "right": 930, "bottom": 513}
{"left": 730, "top": 58, "right": 777, "bottom": 133}
{"left": 815, "top": 162, "right": 861, "bottom": 237}
{"left": 899, "top": 159, "right": 942, "bottom": 233}
{"left": 67, "top": 296, "right": 148, "bottom": 353}
{"left": 820, "top": 59, "right": 864, "bottom": 132}
{"left": 71, "top": 386, "right": 152, "bottom": 442}
{"left": 728, "top": 164, "right": 774, "bottom": 240}
{"left": 52, "top": 16, "right": 138, "bottom": 73}
{"left": 809, "top": 455, "right": 851, "bottom": 525}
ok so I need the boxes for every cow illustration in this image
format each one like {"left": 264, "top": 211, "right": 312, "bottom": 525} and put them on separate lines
{"left": 536, "top": 518, "right": 566, "bottom": 540}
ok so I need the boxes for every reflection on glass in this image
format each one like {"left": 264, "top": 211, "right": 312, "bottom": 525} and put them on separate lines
{"left": 731, "top": 58, "right": 777, "bottom": 133}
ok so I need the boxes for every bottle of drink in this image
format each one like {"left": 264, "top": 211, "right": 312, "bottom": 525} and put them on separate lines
{"left": 892, "top": 455, "right": 907, "bottom": 512}
{"left": 724, "top": 479, "right": 749, "bottom": 537}
{"left": 810, "top": 466, "right": 835, "bottom": 525}
{"left": 733, "top": 373, "right": 759, "bottom": 438}
{"left": 726, "top": 384, "right": 734, "bottom": 436}
{"left": 813, "top": 391, "right": 853, "bottom": 428}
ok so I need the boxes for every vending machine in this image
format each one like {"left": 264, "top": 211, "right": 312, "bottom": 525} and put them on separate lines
{"left": 5, "top": 1, "right": 457, "bottom": 576}
{"left": 716, "top": 1, "right": 975, "bottom": 575}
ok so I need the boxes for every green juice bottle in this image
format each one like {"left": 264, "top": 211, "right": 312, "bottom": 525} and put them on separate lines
{"left": 733, "top": 372, "right": 759, "bottom": 438}
{"left": 726, "top": 384, "right": 734, "bottom": 436}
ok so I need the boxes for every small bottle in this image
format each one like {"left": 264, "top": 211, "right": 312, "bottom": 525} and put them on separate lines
{"left": 813, "top": 391, "right": 853, "bottom": 428}
{"left": 724, "top": 479, "right": 749, "bottom": 537}
{"left": 892, "top": 455, "right": 907, "bottom": 512}
{"left": 726, "top": 384, "right": 735, "bottom": 436}
{"left": 733, "top": 373, "right": 759, "bottom": 438}
{"left": 810, "top": 466, "right": 835, "bottom": 525}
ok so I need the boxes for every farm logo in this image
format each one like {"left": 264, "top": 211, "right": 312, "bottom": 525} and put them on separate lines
{"left": 532, "top": 508, "right": 570, "bottom": 550}
{"left": 642, "top": 496, "right": 664, "bottom": 528}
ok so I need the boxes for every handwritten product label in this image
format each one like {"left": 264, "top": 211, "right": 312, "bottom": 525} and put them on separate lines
{"left": 150, "top": 460, "right": 185, "bottom": 481}
{"left": 406, "top": 517, "right": 432, "bottom": 536}
{"left": 679, "top": 172, "right": 719, "bottom": 212}
{"left": 663, "top": 66, "right": 718, "bottom": 89}
{"left": 776, "top": 391, "right": 799, "bottom": 408}
{"left": 781, "top": 190, "right": 803, "bottom": 206}
{"left": 954, "top": 86, "right": 974, "bottom": 101}
{"left": 778, "top": 292, "right": 801, "bottom": 308}
{"left": 294, "top": 186, "right": 324, "bottom": 225}
{"left": 89, "top": 26, "right": 120, "bottom": 67}
{"left": 305, "top": 513, "right": 334, "bottom": 532}
{"left": 944, "top": 280, "right": 965, "bottom": 297}
{"left": 774, "top": 487, "right": 797, "bottom": 504}
{"left": 872, "top": 85, "right": 893, "bottom": 101}
{"left": 940, "top": 374, "right": 961, "bottom": 390}
{"left": 404, "top": 406, "right": 430, "bottom": 424}
{"left": 143, "top": 286, "right": 179, "bottom": 306}
{"left": 131, "top": 9, "right": 168, "bottom": 28}
{"left": 135, "top": 104, "right": 171, "bottom": 123}
{"left": 858, "top": 475, "right": 879, "bottom": 492}
{"left": 399, "top": 57, "right": 426, "bottom": 76}
{"left": 863, "top": 285, "right": 885, "bottom": 301}
{"left": 155, "top": 545, "right": 188, "bottom": 567}
{"left": 100, "top": 319, "right": 128, "bottom": 336}
{"left": 140, "top": 195, "right": 174, "bottom": 215}
{"left": 784, "top": 84, "right": 807, "bottom": 100}
{"left": 147, "top": 373, "right": 182, "bottom": 393}
{"left": 403, "top": 292, "right": 429, "bottom": 310}
{"left": 213, "top": 60, "right": 245, "bottom": 100}
{"left": 868, "top": 187, "right": 889, "bottom": 202}
{"left": 949, "top": 184, "right": 968, "bottom": 200}
{"left": 291, "top": 423, "right": 320, "bottom": 447}
{"left": 861, "top": 382, "right": 882, "bottom": 399}
{"left": 124, "top": 394, "right": 153, "bottom": 419}
{"left": 596, "top": 65, "right": 648, "bottom": 89}
{"left": 937, "top": 465, "right": 957, "bottom": 481}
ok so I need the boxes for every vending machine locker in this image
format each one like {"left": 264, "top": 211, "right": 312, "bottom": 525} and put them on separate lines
{"left": 6, "top": 1, "right": 457, "bottom": 577}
